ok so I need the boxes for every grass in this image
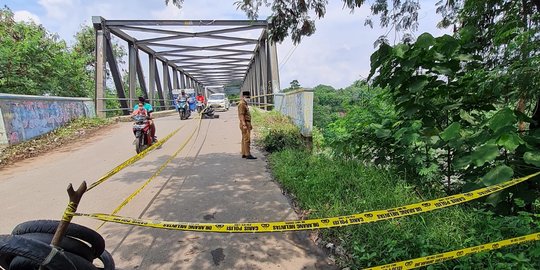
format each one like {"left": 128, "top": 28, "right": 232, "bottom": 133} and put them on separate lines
{"left": 269, "top": 150, "right": 540, "bottom": 269}
{"left": 0, "top": 117, "right": 114, "bottom": 167}
{"left": 252, "top": 110, "right": 540, "bottom": 269}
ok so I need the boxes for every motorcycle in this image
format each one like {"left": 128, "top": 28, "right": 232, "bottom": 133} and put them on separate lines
{"left": 196, "top": 101, "right": 205, "bottom": 113}
{"left": 132, "top": 115, "right": 153, "bottom": 153}
{"left": 201, "top": 104, "right": 219, "bottom": 119}
{"left": 176, "top": 97, "right": 190, "bottom": 120}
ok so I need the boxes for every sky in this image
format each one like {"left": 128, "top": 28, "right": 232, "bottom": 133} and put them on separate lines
{"left": 4, "top": 0, "right": 450, "bottom": 90}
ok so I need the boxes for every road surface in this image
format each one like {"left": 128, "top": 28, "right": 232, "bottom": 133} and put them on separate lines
{"left": 0, "top": 108, "right": 334, "bottom": 269}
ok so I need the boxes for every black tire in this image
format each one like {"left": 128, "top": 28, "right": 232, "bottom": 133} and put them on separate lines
{"left": 8, "top": 256, "right": 36, "bottom": 270}
{"left": 136, "top": 136, "right": 143, "bottom": 153}
{"left": 11, "top": 220, "right": 105, "bottom": 260}
{"left": 16, "top": 233, "right": 94, "bottom": 261}
{"left": 0, "top": 253, "right": 12, "bottom": 269}
{"left": 64, "top": 252, "right": 97, "bottom": 270}
{"left": 10, "top": 251, "right": 98, "bottom": 270}
{"left": 0, "top": 235, "right": 76, "bottom": 270}
{"left": 95, "top": 250, "right": 114, "bottom": 270}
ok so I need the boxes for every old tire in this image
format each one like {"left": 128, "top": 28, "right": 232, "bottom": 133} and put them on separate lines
{"left": 0, "top": 235, "right": 76, "bottom": 270}
{"left": 15, "top": 233, "right": 94, "bottom": 261}
{"left": 10, "top": 250, "right": 97, "bottom": 270}
{"left": 95, "top": 250, "right": 115, "bottom": 270}
{"left": 11, "top": 220, "right": 105, "bottom": 259}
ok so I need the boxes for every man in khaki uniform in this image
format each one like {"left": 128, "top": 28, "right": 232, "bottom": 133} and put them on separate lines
{"left": 238, "top": 91, "right": 256, "bottom": 159}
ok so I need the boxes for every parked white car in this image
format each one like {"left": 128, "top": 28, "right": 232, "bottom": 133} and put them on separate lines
{"left": 207, "top": 93, "right": 230, "bottom": 111}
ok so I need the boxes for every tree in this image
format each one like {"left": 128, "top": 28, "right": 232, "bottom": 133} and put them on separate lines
{"left": 0, "top": 7, "right": 90, "bottom": 97}
{"left": 72, "top": 25, "right": 126, "bottom": 82}
{"left": 289, "top": 79, "right": 300, "bottom": 89}
{"left": 454, "top": 0, "right": 540, "bottom": 131}
{"left": 281, "top": 79, "right": 301, "bottom": 92}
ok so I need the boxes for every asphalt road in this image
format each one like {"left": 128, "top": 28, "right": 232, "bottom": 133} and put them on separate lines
{"left": 0, "top": 108, "right": 334, "bottom": 269}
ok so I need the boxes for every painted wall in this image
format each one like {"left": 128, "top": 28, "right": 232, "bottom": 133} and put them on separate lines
{"left": 274, "top": 89, "right": 313, "bottom": 137}
{"left": 0, "top": 94, "right": 95, "bottom": 145}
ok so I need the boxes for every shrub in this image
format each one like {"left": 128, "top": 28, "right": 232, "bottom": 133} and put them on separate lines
{"left": 251, "top": 109, "right": 305, "bottom": 152}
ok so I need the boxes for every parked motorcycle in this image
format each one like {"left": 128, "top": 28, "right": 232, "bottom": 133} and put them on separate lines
{"left": 176, "top": 98, "right": 190, "bottom": 120}
{"left": 132, "top": 115, "right": 153, "bottom": 153}
{"left": 201, "top": 104, "right": 219, "bottom": 119}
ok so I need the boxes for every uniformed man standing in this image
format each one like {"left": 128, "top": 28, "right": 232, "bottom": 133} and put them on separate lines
{"left": 238, "top": 91, "right": 257, "bottom": 159}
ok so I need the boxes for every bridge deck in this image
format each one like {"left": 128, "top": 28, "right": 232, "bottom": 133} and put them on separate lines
{"left": 0, "top": 108, "right": 332, "bottom": 269}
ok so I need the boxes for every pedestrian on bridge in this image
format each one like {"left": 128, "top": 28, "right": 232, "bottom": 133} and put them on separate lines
{"left": 238, "top": 91, "right": 256, "bottom": 160}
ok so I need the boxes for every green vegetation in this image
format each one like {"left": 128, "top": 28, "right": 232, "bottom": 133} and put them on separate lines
{"left": 251, "top": 109, "right": 304, "bottom": 152}
{"left": 252, "top": 3, "right": 540, "bottom": 266}
{"left": 0, "top": 8, "right": 126, "bottom": 114}
{"left": 254, "top": 111, "right": 540, "bottom": 269}
{"left": 270, "top": 150, "right": 540, "bottom": 269}
{"left": 0, "top": 117, "right": 114, "bottom": 167}
{"left": 0, "top": 8, "right": 91, "bottom": 97}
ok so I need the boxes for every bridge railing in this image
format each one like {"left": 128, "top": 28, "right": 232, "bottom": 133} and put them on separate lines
{"left": 96, "top": 97, "right": 176, "bottom": 116}
{"left": 273, "top": 89, "right": 313, "bottom": 137}
{"left": 246, "top": 89, "right": 313, "bottom": 138}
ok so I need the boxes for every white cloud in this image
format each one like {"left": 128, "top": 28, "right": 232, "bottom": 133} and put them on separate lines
{"left": 13, "top": 10, "right": 41, "bottom": 24}
{"left": 38, "top": 0, "right": 75, "bottom": 20}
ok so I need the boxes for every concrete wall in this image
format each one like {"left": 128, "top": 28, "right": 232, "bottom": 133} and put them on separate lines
{"left": 0, "top": 94, "right": 95, "bottom": 146}
{"left": 274, "top": 89, "right": 313, "bottom": 137}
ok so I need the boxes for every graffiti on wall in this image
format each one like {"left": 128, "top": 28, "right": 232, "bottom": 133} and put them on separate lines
{"left": 0, "top": 100, "right": 92, "bottom": 145}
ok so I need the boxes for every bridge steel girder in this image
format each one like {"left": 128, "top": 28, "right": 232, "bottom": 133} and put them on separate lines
{"left": 173, "top": 69, "right": 179, "bottom": 90}
{"left": 93, "top": 17, "right": 277, "bottom": 113}
{"left": 162, "top": 61, "right": 172, "bottom": 109}
{"left": 180, "top": 71, "right": 186, "bottom": 89}
{"left": 104, "top": 32, "right": 129, "bottom": 115}
{"left": 94, "top": 28, "right": 106, "bottom": 117}
{"left": 128, "top": 42, "right": 137, "bottom": 110}
{"left": 136, "top": 49, "right": 149, "bottom": 99}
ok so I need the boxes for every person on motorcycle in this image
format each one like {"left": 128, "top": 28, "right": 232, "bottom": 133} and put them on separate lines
{"left": 177, "top": 91, "right": 188, "bottom": 103}
{"left": 133, "top": 97, "right": 156, "bottom": 142}
{"left": 131, "top": 101, "right": 148, "bottom": 117}
{"left": 176, "top": 91, "right": 189, "bottom": 110}
{"left": 196, "top": 93, "right": 205, "bottom": 104}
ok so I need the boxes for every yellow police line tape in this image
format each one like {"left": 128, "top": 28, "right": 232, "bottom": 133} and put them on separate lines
{"left": 365, "top": 232, "right": 540, "bottom": 270}
{"left": 96, "top": 117, "right": 203, "bottom": 230}
{"left": 87, "top": 125, "right": 184, "bottom": 191}
{"left": 73, "top": 171, "right": 540, "bottom": 233}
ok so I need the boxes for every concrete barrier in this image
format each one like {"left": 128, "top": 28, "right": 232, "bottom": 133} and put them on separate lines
{"left": 0, "top": 94, "right": 95, "bottom": 146}
{"left": 273, "top": 89, "right": 313, "bottom": 137}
